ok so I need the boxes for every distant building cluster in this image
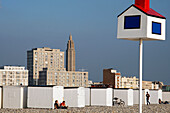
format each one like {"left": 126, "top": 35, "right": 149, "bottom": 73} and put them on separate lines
{"left": 0, "top": 34, "right": 168, "bottom": 89}
{"left": 102, "top": 68, "right": 163, "bottom": 89}
{"left": 27, "top": 34, "right": 88, "bottom": 87}
{"left": 0, "top": 34, "right": 88, "bottom": 87}
{"left": 0, "top": 66, "right": 28, "bottom": 86}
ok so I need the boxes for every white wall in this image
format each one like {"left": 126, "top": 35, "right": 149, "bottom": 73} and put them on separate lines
{"left": 85, "top": 88, "right": 90, "bottom": 106}
{"left": 3, "top": 86, "right": 27, "bottom": 108}
{"left": 128, "top": 89, "right": 133, "bottom": 106}
{"left": 0, "top": 87, "right": 2, "bottom": 108}
{"left": 27, "top": 86, "right": 63, "bottom": 109}
{"left": 64, "top": 87, "right": 85, "bottom": 107}
{"left": 91, "top": 88, "right": 112, "bottom": 106}
{"left": 162, "top": 92, "right": 170, "bottom": 101}
{"left": 53, "top": 86, "right": 64, "bottom": 108}
{"left": 133, "top": 89, "right": 149, "bottom": 105}
{"left": 113, "top": 89, "right": 133, "bottom": 106}
{"left": 149, "top": 90, "right": 162, "bottom": 104}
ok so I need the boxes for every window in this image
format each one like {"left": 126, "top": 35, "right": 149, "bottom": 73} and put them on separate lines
{"left": 124, "top": 15, "right": 141, "bottom": 29}
{"left": 152, "top": 22, "right": 161, "bottom": 35}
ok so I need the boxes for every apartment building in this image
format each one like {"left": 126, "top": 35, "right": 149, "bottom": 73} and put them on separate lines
{"left": 38, "top": 68, "right": 88, "bottom": 87}
{"left": 27, "top": 47, "right": 64, "bottom": 85}
{"left": 0, "top": 66, "right": 28, "bottom": 86}
{"left": 103, "top": 68, "right": 121, "bottom": 88}
{"left": 27, "top": 34, "right": 89, "bottom": 86}
{"left": 121, "top": 76, "right": 139, "bottom": 89}
{"left": 142, "top": 81, "right": 163, "bottom": 89}
{"left": 103, "top": 68, "right": 162, "bottom": 89}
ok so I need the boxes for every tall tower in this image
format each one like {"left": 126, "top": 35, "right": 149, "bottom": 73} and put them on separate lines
{"left": 66, "top": 34, "right": 76, "bottom": 71}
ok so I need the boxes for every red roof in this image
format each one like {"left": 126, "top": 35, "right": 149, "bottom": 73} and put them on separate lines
{"left": 134, "top": 4, "right": 166, "bottom": 19}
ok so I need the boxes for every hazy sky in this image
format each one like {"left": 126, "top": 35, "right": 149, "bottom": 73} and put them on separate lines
{"left": 0, "top": 0, "right": 170, "bottom": 84}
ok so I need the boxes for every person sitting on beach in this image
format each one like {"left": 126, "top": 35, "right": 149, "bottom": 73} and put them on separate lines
{"left": 159, "top": 98, "right": 163, "bottom": 104}
{"left": 164, "top": 101, "right": 169, "bottom": 104}
{"left": 60, "top": 101, "right": 68, "bottom": 109}
{"left": 54, "top": 100, "right": 60, "bottom": 109}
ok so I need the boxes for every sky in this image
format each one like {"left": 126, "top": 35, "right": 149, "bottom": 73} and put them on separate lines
{"left": 0, "top": 0, "right": 170, "bottom": 85}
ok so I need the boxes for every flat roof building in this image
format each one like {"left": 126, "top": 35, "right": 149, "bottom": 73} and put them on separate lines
{"left": 0, "top": 66, "right": 28, "bottom": 86}
{"left": 103, "top": 68, "right": 121, "bottom": 88}
{"left": 27, "top": 47, "right": 64, "bottom": 85}
{"left": 38, "top": 68, "right": 88, "bottom": 87}
{"left": 27, "top": 34, "right": 89, "bottom": 86}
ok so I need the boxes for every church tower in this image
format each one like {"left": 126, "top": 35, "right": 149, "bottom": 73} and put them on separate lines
{"left": 66, "top": 34, "right": 76, "bottom": 71}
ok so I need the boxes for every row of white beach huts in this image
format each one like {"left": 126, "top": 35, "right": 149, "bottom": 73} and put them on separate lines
{"left": 0, "top": 86, "right": 169, "bottom": 109}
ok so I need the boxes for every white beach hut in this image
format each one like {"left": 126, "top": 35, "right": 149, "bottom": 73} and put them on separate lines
{"left": 27, "top": 86, "right": 64, "bottom": 109}
{"left": 133, "top": 89, "right": 149, "bottom": 105}
{"left": 113, "top": 88, "right": 133, "bottom": 106}
{"left": 149, "top": 89, "right": 162, "bottom": 104}
{"left": 91, "top": 88, "right": 112, "bottom": 106}
{"left": 64, "top": 87, "right": 85, "bottom": 107}
{"left": 0, "top": 87, "right": 2, "bottom": 108}
{"left": 3, "top": 86, "right": 27, "bottom": 108}
{"left": 85, "top": 88, "right": 90, "bottom": 106}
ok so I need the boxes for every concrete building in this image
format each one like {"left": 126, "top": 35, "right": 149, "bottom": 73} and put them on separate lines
{"left": 103, "top": 69, "right": 121, "bottom": 88}
{"left": 142, "top": 81, "right": 153, "bottom": 89}
{"left": 121, "top": 76, "right": 139, "bottom": 89}
{"left": 27, "top": 47, "right": 65, "bottom": 85}
{"left": 142, "top": 81, "right": 163, "bottom": 90}
{"left": 0, "top": 66, "right": 28, "bottom": 86}
{"left": 66, "top": 34, "right": 75, "bottom": 71}
{"left": 103, "top": 68, "right": 162, "bottom": 89}
{"left": 121, "top": 77, "right": 161, "bottom": 89}
{"left": 28, "top": 34, "right": 88, "bottom": 87}
{"left": 38, "top": 68, "right": 88, "bottom": 87}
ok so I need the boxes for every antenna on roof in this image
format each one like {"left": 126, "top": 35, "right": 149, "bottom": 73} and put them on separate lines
{"left": 78, "top": 68, "right": 87, "bottom": 72}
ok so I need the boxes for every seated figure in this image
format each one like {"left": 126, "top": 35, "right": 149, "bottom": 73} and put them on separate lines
{"left": 60, "top": 101, "right": 68, "bottom": 109}
{"left": 54, "top": 100, "right": 60, "bottom": 109}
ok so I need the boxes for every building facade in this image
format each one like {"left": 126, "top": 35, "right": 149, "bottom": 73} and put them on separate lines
{"left": 103, "top": 68, "right": 121, "bottom": 88}
{"left": 142, "top": 81, "right": 163, "bottom": 90}
{"left": 0, "top": 66, "right": 28, "bottom": 86}
{"left": 103, "top": 68, "right": 162, "bottom": 89}
{"left": 27, "top": 47, "right": 64, "bottom": 85}
{"left": 66, "top": 34, "right": 76, "bottom": 71}
{"left": 121, "top": 76, "right": 139, "bottom": 89}
{"left": 27, "top": 34, "right": 88, "bottom": 86}
{"left": 38, "top": 68, "right": 88, "bottom": 87}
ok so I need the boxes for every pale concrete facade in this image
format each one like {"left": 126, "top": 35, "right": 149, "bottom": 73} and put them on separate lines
{"left": 121, "top": 76, "right": 139, "bottom": 89}
{"left": 66, "top": 34, "right": 76, "bottom": 71}
{"left": 0, "top": 66, "right": 28, "bottom": 86}
{"left": 142, "top": 81, "right": 162, "bottom": 90}
{"left": 38, "top": 68, "right": 88, "bottom": 87}
{"left": 27, "top": 47, "right": 64, "bottom": 85}
{"left": 121, "top": 77, "right": 162, "bottom": 89}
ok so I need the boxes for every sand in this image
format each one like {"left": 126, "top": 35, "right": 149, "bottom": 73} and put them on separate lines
{"left": 0, "top": 104, "right": 170, "bottom": 113}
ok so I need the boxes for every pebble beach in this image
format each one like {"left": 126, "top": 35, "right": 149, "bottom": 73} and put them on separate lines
{"left": 0, "top": 104, "right": 170, "bottom": 113}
